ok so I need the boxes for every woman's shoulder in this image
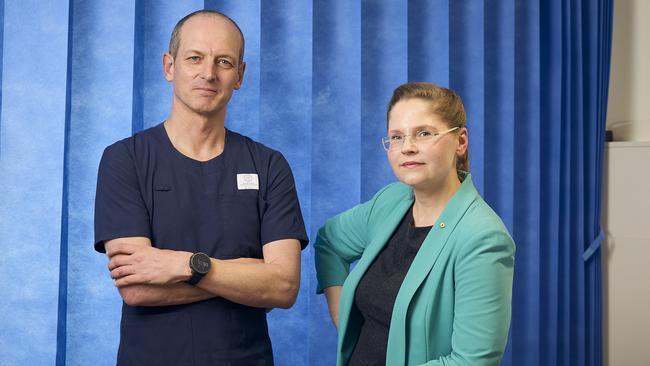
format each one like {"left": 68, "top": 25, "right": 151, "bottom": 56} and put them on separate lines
{"left": 465, "top": 197, "right": 509, "bottom": 230}
{"left": 326, "top": 182, "right": 410, "bottom": 232}
{"left": 453, "top": 197, "right": 515, "bottom": 255}
{"left": 371, "top": 181, "right": 412, "bottom": 204}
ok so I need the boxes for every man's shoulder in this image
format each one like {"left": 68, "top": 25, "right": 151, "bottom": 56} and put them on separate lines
{"left": 227, "top": 129, "right": 278, "bottom": 154}
{"left": 226, "top": 129, "right": 287, "bottom": 166}
{"left": 102, "top": 123, "right": 164, "bottom": 160}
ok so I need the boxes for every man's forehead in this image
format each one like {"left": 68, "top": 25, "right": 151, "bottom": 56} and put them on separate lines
{"left": 178, "top": 14, "right": 242, "bottom": 52}
{"left": 182, "top": 14, "right": 239, "bottom": 38}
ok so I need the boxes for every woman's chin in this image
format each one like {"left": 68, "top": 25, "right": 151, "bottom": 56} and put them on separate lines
{"left": 398, "top": 175, "right": 427, "bottom": 189}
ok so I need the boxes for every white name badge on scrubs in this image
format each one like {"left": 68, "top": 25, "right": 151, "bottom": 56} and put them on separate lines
{"left": 237, "top": 174, "right": 259, "bottom": 190}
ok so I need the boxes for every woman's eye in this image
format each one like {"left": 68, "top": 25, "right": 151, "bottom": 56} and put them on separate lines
{"left": 417, "top": 130, "right": 432, "bottom": 137}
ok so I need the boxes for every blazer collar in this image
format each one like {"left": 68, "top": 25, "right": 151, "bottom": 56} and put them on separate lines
{"left": 338, "top": 174, "right": 480, "bottom": 364}
{"left": 387, "top": 174, "right": 480, "bottom": 364}
{"left": 337, "top": 191, "right": 412, "bottom": 363}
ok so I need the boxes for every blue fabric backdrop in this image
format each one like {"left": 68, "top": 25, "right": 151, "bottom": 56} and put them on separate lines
{"left": 0, "top": 0, "right": 612, "bottom": 365}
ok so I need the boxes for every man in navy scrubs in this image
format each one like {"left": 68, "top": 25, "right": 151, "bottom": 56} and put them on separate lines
{"left": 94, "top": 10, "right": 308, "bottom": 365}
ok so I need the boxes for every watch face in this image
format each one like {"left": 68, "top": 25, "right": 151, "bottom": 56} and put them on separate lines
{"left": 191, "top": 253, "right": 211, "bottom": 274}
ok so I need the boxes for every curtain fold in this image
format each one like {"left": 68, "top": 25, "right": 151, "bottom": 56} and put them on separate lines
{"left": 258, "top": 2, "right": 314, "bottom": 364}
{"left": 0, "top": 1, "right": 71, "bottom": 365}
{"left": 511, "top": 0, "right": 542, "bottom": 364}
{"left": 0, "top": 1, "right": 612, "bottom": 365}
{"left": 311, "top": 2, "right": 361, "bottom": 365}
{"left": 360, "top": 0, "right": 408, "bottom": 200}
{"left": 65, "top": 2, "right": 138, "bottom": 365}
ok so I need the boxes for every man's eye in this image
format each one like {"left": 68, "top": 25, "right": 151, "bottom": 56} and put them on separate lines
{"left": 390, "top": 135, "right": 403, "bottom": 141}
{"left": 218, "top": 59, "right": 234, "bottom": 68}
{"left": 188, "top": 56, "right": 201, "bottom": 62}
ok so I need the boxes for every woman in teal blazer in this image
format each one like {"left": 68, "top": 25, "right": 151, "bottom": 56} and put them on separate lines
{"left": 315, "top": 83, "right": 515, "bottom": 365}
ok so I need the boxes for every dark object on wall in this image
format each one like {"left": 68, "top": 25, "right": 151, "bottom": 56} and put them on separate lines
{"left": 605, "top": 130, "right": 613, "bottom": 142}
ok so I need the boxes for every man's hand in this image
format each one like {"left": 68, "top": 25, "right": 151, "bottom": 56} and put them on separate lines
{"left": 192, "top": 239, "right": 301, "bottom": 309}
{"left": 103, "top": 237, "right": 300, "bottom": 308}
{"left": 107, "top": 242, "right": 192, "bottom": 287}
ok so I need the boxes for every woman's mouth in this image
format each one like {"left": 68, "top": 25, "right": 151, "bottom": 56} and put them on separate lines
{"left": 401, "top": 161, "right": 424, "bottom": 168}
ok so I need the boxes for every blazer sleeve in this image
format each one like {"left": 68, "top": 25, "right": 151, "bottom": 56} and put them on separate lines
{"left": 313, "top": 193, "right": 381, "bottom": 294}
{"left": 421, "top": 229, "right": 515, "bottom": 366}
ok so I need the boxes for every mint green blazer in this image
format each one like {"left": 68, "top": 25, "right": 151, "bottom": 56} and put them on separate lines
{"left": 314, "top": 175, "right": 515, "bottom": 365}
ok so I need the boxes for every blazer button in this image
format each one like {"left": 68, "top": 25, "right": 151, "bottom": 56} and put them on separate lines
{"left": 439, "top": 222, "right": 446, "bottom": 228}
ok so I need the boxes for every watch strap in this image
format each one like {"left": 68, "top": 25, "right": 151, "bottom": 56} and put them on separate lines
{"left": 187, "top": 270, "right": 204, "bottom": 286}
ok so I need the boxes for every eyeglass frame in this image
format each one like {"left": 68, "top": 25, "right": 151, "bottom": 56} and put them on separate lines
{"left": 381, "top": 126, "right": 460, "bottom": 151}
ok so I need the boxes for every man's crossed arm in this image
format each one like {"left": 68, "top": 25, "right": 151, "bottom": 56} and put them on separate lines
{"left": 105, "top": 237, "right": 301, "bottom": 309}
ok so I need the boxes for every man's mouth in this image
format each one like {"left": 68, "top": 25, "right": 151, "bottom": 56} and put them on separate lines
{"left": 194, "top": 87, "right": 218, "bottom": 94}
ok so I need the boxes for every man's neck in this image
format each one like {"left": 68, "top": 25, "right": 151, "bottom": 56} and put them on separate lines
{"left": 164, "top": 107, "right": 227, "bottom": 162}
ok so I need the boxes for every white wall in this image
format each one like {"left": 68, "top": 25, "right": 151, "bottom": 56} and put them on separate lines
{"left": 602, "top": 142, "right": 650, "bottom": 366}
{"left": 603, "top": 2, "right": 650, "bottom": 365}
{"left": 607, "top": 0, "right": 650, "bottom": 141}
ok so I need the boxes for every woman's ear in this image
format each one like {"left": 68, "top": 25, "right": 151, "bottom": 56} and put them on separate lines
{"left": 456, "top": 127, "right": 469, "bottom": 156}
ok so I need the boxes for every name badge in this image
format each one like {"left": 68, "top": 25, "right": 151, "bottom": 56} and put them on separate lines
{"left": 237, "top": 174, "right": 259, "bottom": 190}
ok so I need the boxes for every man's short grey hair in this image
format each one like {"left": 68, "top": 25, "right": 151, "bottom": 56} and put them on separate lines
{"left": 169, "top": 10, "right": 245, "bottom": 64}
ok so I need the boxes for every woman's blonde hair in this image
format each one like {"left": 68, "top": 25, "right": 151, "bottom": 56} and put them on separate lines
{"left": 387, "top": 82, "right": 469, "bottom": 176}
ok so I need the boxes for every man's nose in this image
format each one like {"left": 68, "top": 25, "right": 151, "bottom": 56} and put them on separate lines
{"left": 200, "top": 61, "right": 217, "bottom": 80}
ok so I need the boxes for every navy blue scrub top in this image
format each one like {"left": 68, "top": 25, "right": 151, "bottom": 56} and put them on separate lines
{"left": 94, "top": 123, "right": 308, "bottom": 366}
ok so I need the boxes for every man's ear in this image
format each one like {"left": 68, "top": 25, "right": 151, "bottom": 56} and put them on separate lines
{"left": 234, "top": 62, "right": 246, "bottom": 90}
{"left": 163, "top": 53, "right": 174, "bottom": 82}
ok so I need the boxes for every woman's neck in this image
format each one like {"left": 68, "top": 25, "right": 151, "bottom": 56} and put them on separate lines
{"left": 411, "top": 174, "right": 461, "bottom": 227}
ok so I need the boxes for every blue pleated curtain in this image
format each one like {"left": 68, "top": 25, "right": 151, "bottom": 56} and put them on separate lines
{"left": 0, "top": 1, "right": 612, "bottom": 365}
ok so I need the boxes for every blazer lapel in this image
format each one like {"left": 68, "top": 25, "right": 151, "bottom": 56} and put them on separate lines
{"left": 337, "top": 196, "right": 413, "bottom": 363}
{"left": 386, "top": 176, "right": 480, "bottom": 365}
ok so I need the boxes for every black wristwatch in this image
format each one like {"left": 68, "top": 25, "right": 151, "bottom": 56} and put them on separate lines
{"left": 187, "top": 252, "right": 211, "bottom": 285}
